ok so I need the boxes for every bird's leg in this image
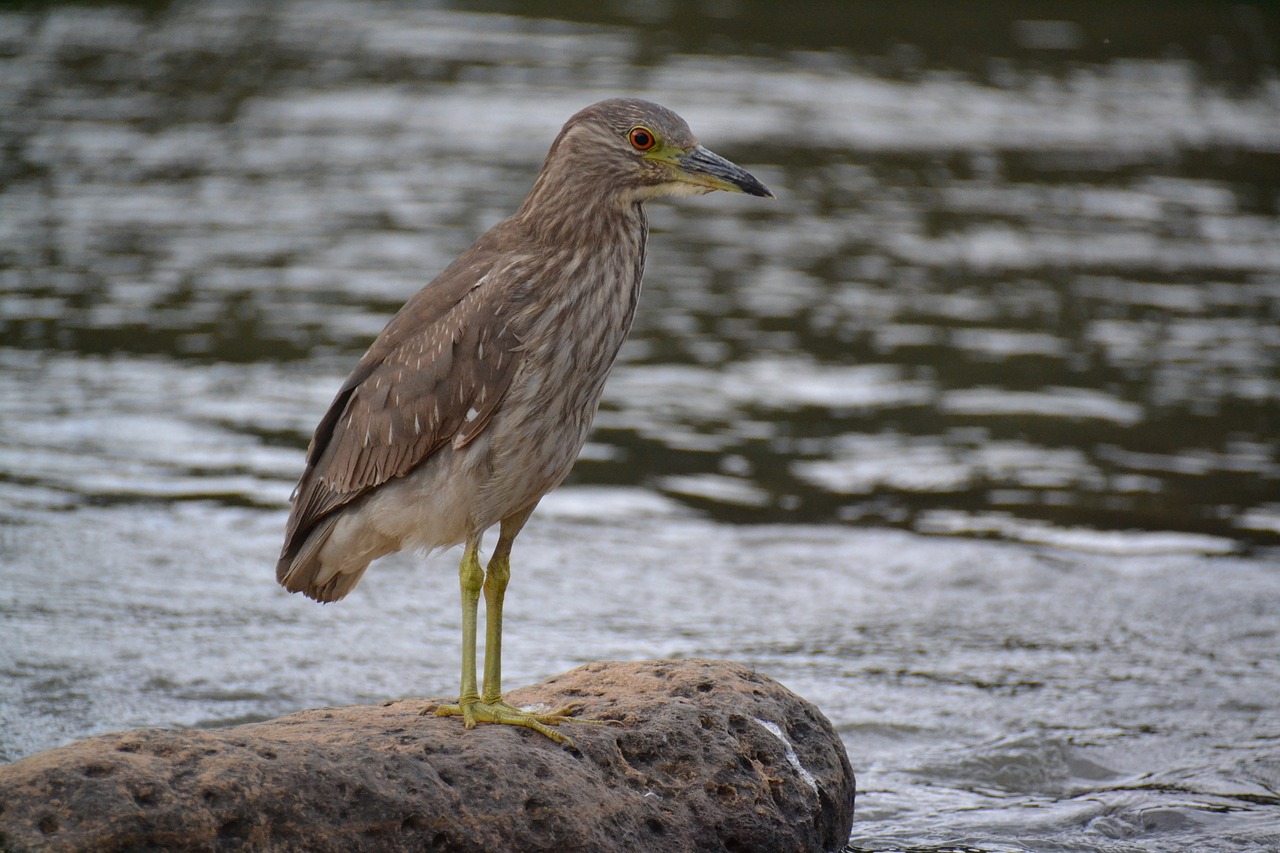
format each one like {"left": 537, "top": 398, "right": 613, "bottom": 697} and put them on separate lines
{"left": 479, "top": 527, "right": 512, "bottom": 707}
{"left": 428, "top": 533, "right": 485, "bottom": 728}
{"left": 431, "top": 507, "right": 611, "bottom": 746}
{"left": 478, "top": 504, "right": 532, "bottom": 707}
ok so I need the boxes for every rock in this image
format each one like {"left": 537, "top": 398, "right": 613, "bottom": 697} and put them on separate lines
{"left": 0, "top": 659, "right": 855, "bottom": 852}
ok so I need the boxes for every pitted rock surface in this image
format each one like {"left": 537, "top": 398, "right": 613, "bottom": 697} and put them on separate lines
{"left": 0, "top": 659, "right": 855, "bottom": 853}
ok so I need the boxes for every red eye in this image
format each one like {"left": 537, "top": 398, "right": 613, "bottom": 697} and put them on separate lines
{"left": 628, "top": 126, "right": 656, "bottom": 151}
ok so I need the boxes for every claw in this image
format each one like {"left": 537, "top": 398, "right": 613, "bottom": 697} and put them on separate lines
{"left": 426, "top": 697, "right": 618, "bottom": 746}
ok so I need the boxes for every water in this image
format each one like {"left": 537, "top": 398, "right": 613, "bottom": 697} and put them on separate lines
{"left": 2, "top": 2, "right": 1279, "bottom": 850}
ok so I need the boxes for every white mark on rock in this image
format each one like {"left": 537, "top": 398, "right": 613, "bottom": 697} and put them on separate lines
{"left": 754, "top": 718, "right": 818, "bottom": 793}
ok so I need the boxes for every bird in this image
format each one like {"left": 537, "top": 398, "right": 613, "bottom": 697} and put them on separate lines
{"left": 277, "top": 98, "right": 773, "bottom": 745}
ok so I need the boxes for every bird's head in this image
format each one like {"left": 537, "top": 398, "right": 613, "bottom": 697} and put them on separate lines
{"left": 524, "top": 98, "right": 774, "bottom": 213}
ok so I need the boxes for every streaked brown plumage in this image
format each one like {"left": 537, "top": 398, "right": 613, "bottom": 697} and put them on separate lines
{"left": 278, "top": 98, "right": 772, "bottom": 743}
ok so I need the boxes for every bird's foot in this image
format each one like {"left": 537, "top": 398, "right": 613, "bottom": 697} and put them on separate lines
{"left": 424, "top": 697, "right": 615, "bottom": 747}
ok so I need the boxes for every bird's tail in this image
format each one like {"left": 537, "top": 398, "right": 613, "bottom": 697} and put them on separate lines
{"left": 276, "top": 515, "right": 371, "bottom": 603}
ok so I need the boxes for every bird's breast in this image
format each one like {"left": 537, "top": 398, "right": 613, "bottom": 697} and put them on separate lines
{"left": 524, "top": 240, "right": 642, "bottom": 410}
{"left": 481, "top": 210, "right": 647, "bottom": 500}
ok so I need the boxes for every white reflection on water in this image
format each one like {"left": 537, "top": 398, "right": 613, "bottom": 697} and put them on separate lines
{"left": 940, "top": 387, "right": 1144, "bottom": 425}
{"left": 793, "top": 434, "right": 1101, "bottom": 497}
{"left": 916, "top": 511, "right": 1239, "bottom": 556}
{"left": 0, "top": 353, "right": 309, "bottom": 512}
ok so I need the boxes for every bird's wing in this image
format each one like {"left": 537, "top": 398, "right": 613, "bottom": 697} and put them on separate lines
{"left": 279, "top": 247, "right": 523, "bottom": 569}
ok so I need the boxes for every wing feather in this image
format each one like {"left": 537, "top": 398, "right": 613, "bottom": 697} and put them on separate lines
{"left": 279, "top": 234, "right": 525, "bottom": 571}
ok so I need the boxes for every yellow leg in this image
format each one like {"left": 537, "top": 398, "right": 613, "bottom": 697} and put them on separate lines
{"left": 444, "top": 533, "right": 484, "bottom": 723}
{"left": 480, "top": 519, "right": 513, "bottom": 705}
{"left": 427, "top": 507, "right": 608, "bottom": 746}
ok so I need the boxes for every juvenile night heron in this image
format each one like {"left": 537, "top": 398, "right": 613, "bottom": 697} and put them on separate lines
{"left": 277, "top": 98, "right": 773, "bottom": 745}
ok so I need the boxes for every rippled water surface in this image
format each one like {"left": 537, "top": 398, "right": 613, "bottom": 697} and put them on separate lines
{"left": 2, "top": 3, "right": 1279, "bottom": 851}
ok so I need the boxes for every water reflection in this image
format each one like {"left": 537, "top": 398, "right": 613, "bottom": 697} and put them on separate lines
{"left": 4, "top": 1, "right": 1277, "bottom": 548}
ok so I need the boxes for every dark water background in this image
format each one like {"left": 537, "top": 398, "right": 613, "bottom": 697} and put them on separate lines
{"left": 2, "top": 2, "right": 1279, "bottom": 851}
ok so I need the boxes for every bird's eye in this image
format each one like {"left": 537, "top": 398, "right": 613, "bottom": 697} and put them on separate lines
{"left": 628, "top": 126, "right": 656, "bottom": 151}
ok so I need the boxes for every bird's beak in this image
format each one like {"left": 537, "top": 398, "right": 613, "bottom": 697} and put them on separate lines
{"left": 671, "top": 146, "right": 775, "bottom": 198}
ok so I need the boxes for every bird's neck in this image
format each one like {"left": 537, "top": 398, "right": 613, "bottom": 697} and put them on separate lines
{"left": 516, "top": 160, "right": 645, "bottom": 249}
{"left": 512, "top": 188, "right": 648, "bottom": 303}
